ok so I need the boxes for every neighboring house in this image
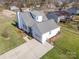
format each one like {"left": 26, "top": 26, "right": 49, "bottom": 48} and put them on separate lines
{"left": 47, "top": 11, "right": 71, "bottom": 23}
{"left": 48, "top": 3, "right": 57, "bottom": 9}
{"left": 0, "top": 0, "right": 6, "bottom": 4}
{"left": 66, "top": 7, "right": 79, "bottom": 15}
{"left": 9, "top": 1, "right": 19, "bottom": 12}
{"left": 16, "top": 10, "right": 60, "bottom": 44}
{"left": 47, "top": 12, "right": 60, "bottom": 23}
{"left": 56, "top": 0, "right": 78, "bottom": 4}
{"left": 56, "top": 0, "right": 73, "bottom": 6}
{"left": 10, "top": 6, "right": 19, "bottom": 11}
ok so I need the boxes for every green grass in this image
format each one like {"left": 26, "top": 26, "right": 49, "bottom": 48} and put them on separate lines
{"left": 0, "top": 16, "right": 25, "bottom": 55}
{"left": 41, "top": 27, "right": 79, "bottom": 59}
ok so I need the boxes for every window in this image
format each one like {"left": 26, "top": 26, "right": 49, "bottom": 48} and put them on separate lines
{"left": 49, "top": 31, "right": 51, "bottom": 34}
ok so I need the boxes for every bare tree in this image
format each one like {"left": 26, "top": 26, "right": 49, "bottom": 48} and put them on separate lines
{"left": 17, "top": 1, "right": 24, "bottom": 12}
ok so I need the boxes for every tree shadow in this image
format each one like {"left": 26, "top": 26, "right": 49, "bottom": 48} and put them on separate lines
{"left": 11, "top": 20, "right": 33, "bottom": 39}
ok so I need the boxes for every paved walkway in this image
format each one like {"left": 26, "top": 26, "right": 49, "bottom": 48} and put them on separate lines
{"left": 0, "top": 39, "right": 53, "bottom": 59}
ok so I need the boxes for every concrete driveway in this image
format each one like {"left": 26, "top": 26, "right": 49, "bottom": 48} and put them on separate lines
{"left": 0, "top": 39, "right": 53, "bottom": 59}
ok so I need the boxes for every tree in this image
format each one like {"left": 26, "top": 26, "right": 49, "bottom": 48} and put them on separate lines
{"left": 60, "top": 2, "right": 68, "bottom": 9}
{"left": 4, "top": 0, "right": 10, "bottom": 9}
{"left": 17, "top": 0, "right": 24, "bottom": 12}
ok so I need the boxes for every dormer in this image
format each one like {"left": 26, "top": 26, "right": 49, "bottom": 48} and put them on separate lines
{"left": 30, "top": 10, "right": 43, "bottom": 22}
{"left": 35, "top": 16, "right": 42, "bottom": 22}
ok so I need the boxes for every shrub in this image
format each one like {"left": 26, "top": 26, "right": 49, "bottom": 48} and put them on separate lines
{"left": 1, "top": 28, "right": 9, "bottom": 38}
{"left": 27, "top": 36, "right": 32, "bottom": 40}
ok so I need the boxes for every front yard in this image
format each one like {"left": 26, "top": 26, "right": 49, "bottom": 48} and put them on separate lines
{"left": 0, "top": 15, "right": 25, "bottom": 55}
{"left": 41, "top": 27, "right": 79, "bottom": 59}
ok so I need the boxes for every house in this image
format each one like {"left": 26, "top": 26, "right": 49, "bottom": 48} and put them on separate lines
{"left": 47, "top": 11, "right": 71, "bottom": 23}
{"left": 56, "top": 0, "right": 78, "bottom": 4}
{"left": 66, "top": 7, "right": 79, "bottom": 15}
{"left": 16, "top": 10, "right": 60, "bottom": 44}
{"left": 46, "top": 12, "right": 60, "bottom": 23}
{"left": 48, "top": 3, "right": 57, "bottom": 9}
{"left": 56, "top": 0, "right": 73, "bottom": 6}
{"left": 8, "top": 1, "right": 19, "bottom": 12}
{"left": 10, "top": 6, "right": 19, "bottom": 11}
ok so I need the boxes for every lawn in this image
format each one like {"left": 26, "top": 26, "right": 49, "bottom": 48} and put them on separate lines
{"left": 41, "top": 27, "right": 79, "bottom": 59}
{"left": 73, "top": 15, "right": 79, "bottom": 20}
{"left": 0, "top": 15, "right": 25, "bottom": 55}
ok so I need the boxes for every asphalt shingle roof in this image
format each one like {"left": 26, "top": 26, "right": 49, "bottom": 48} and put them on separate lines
{"left": 20, "top": 12, "right": 35, "bottom": 27}
{"left": 35, "top": 20, "right": 59, "bottom": 34}
{"left": 19, "top": 10, "right": 59, "bottom": 34}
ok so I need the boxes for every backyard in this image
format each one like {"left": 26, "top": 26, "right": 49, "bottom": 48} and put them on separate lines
{"left": 0, "top": 15, "right": 25, "bottom": 55}
{"left": 41, "top": 27, "right": 79, "bottom": 59}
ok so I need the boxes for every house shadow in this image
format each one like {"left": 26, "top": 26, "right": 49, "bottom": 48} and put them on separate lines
{"left": 11, "top": 20, "right": 18, "bottom": 28}
{"left": 11, "top": 20, "right": 33, "bottom": 39}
